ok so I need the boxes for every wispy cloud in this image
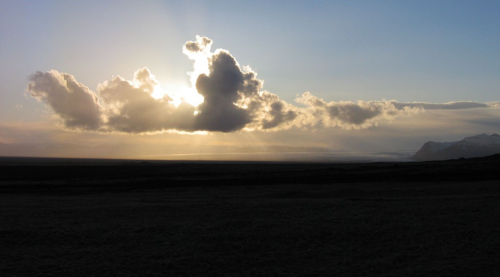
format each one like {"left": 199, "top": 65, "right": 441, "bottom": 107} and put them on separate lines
{"left": 392, "top": 101, "right": 490, "bottom": 110}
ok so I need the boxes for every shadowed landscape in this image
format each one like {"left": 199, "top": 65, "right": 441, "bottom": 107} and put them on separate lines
{"left": 1, "top": 156, "right": 500, "bottom": 276}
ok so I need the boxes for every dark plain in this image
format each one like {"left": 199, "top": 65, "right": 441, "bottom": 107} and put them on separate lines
{"left": 1, "top": 155, "right": 500, "bottom": 276}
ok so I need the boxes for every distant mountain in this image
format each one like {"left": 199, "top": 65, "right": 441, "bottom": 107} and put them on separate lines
{"left": 412, "top": 134, "right": 500, "bottom": 161}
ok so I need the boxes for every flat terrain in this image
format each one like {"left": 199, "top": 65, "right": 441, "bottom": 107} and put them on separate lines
{"left": 1, "top": 156, "right": 500, "bottom": 276}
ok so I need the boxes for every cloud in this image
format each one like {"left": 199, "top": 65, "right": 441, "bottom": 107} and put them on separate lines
{"left": 393, "top": 101, "right": 491, "bottom": 110}
{"left": 294, "top": 92, "right": 418, "bottom": 129}
{"left": 191, "top": 50, "right": 261, "bottom": 132}
{"left": 489, "top": 102, "right": 500, "bottom": 108}
{"left": 27, "top": 70, "right": 103, "bottom": 130}
{"left": 98, "top": 68, "right": 196, "bottom": 133}
{"left": 261, "top": 101, "right": 298, "bottom": 130}
{"left": 183, "top": 35, "right": 212, "bottom": 54}
{"left": 26, "top": 36, "right": 498, "bottom": 134}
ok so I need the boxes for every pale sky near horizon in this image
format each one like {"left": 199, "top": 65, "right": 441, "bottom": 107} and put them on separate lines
{"left": 1, "top": 0, "right": 499, "bottom": 158}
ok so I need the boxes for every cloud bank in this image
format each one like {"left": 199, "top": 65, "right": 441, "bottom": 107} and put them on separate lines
{"left": 26, "top": 36, "right": 497, "bottom": 134}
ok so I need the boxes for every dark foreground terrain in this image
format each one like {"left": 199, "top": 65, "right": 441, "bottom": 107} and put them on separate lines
{"left": 1, "top": 156, "right": 500, "bottom": 276}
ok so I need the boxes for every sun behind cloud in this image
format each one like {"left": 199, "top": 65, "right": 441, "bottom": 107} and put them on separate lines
{"left": 163, "top": 84, "right": 204, "bottom": 108}
{"left": 25, "top": 36, "right": 496, "bottom": 134}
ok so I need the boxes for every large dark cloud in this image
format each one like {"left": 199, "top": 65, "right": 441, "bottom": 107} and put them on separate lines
{"left": 182, "top": 38, "right": 298, "bottom": 132}
{"left": 26, "top": 36, "right": 497, "bottom": 134}
{"left": 192, "top": 50, "right": 259, "bottom": 132}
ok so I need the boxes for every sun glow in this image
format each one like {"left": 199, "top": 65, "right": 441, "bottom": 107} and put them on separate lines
{"left": 151, "top": 85, "right": 166, "bottom": 100}
{"left": 165, "top": 84, "right": 204, "bottom": 107}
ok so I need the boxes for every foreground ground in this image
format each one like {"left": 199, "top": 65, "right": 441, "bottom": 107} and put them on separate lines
{"left": 1, "top": 156, "right": 500, "bottom": 276}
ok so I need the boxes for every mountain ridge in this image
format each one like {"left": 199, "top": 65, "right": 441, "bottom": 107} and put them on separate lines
{"left": 412, "top": 133, "right": 500, "bottom": 161}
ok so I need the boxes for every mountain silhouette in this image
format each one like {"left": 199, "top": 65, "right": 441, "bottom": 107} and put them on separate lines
{"left": 412, "top": 133, "right": 500, "bottom": 161}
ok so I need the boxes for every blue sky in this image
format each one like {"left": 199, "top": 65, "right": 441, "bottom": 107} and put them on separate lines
{"left": 1, "top": 0, "right": 499, "bottom": 158}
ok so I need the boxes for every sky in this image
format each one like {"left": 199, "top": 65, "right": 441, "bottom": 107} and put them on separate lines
{"left": 1, "top": 0, "right": 499, "bottom": 160}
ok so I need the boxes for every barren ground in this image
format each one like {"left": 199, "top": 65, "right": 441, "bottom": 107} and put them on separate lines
{"left": 1, "top": 156, "right": 500, "bottom": 276}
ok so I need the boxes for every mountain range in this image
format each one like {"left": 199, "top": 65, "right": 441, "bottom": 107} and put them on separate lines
{"left": 412, "top": 134, "right": 500, "bottom": 161}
